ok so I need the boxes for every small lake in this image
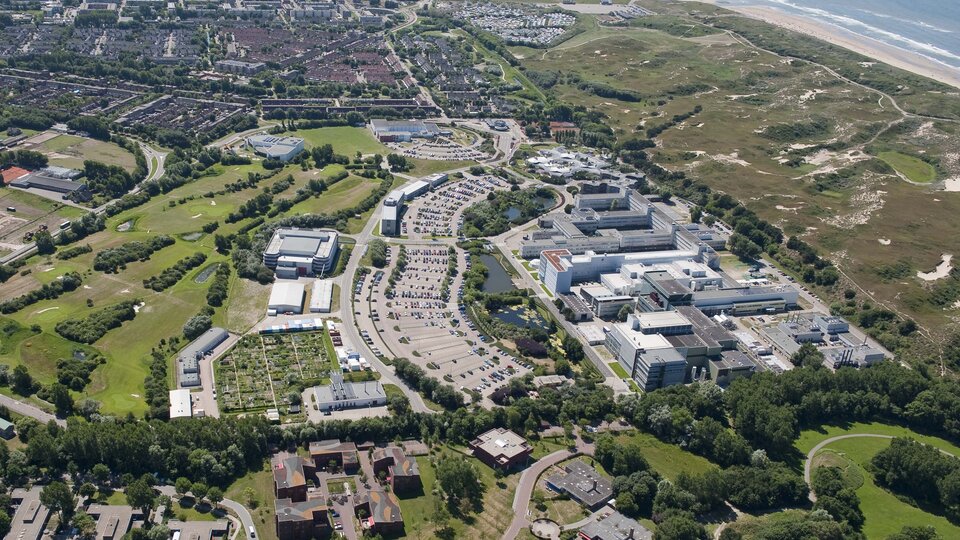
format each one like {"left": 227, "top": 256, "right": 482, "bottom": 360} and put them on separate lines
{"left": 492, "top": 305, "right": 549, "bottom": 329}
{"left": 479, "top": 254, "right": 515, "bottom": 293}
{"left": 502, "top": 194, "right": 556, "bottom": 221}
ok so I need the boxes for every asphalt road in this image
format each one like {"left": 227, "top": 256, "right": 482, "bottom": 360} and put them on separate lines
{"left": 0, "top": 393, "right": 64, "bottom": 427}
{"left": 503, "top": 449, "right": 573, "bottom": 540}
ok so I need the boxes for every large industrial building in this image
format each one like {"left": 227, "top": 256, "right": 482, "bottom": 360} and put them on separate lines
{"left": 246, "top": 135, "right": 305, "bottom": 162}
{"left": 380, "top": 173, "right": 448, "bottom": 236}
{"left": 521, "top": 184, "right": 726, "bottom": 259}
{"left": 312, "top": 373, "right": 387, "bottom": 412}
{"left": 268, "top": 281, "right": 306, "bottom": 315}
{"left": 309, "top": 279, "right": 334, "bottom": 313}
{"left": 176, "top": 327, "right": 229, "bottom": 388}
{"left": 263, "top": 228, "right": 340, "bottom": 278}
{"left": 369, "top": 119, "right": 441, "bottom": 142}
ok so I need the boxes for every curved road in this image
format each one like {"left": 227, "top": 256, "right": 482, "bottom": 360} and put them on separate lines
{"left": 503, "top": 449, "right": 573, "bottom": 540}
{"left": 803, "top": 433, "right": 957, "bottom": 502}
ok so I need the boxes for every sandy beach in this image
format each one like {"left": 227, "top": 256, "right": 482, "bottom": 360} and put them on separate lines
{"left": 689, "top": 2, "right": 960, "bottom": 90}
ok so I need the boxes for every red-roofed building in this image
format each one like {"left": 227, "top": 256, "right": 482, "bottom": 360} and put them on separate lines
{"left": 1, "top": 166, "right": 29, "bottom": 184}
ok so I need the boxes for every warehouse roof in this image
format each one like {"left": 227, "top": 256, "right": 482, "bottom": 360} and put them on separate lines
{"left": 269, "top": 281, "right": 305, "bottom": 308}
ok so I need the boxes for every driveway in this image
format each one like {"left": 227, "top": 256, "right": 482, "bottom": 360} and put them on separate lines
{"left": 503, "top": 449, "right": 574, "bottom": 540}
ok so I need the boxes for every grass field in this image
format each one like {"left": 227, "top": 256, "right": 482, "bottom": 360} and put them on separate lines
{"left": 605, "top": 431, "right": 716, "bottom": 480}
{"left": 877, "top": 151, "right": 937, "bottom": 183}
{"left": 407, "top": 158, "right": 477, "bottom": 176}
{"left": 226, "top": 461, "right": 277, "bottom": 540}
{"left": 37, "top": 134, "right": 138, "bottom": 171}
{"left": 286, "top": 127, "right": 389, "bottom": 156}
{"left": 796, "top": 422, "right": 960, "bottom": 457}
{"left": 396, "top": 449, "right": 520, "bottom": 539}
{"left": 809, "top": 434, "right": 960, "bottom": 538}
{"left": 288, "top": 175, "right": 380, "bottom": 216}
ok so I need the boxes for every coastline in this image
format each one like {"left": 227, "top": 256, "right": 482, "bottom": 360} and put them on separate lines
{"left": 690, "top": 2, "right": 960, "bottom": 90}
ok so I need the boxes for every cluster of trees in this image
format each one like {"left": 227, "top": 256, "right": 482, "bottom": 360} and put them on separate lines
{"left": 0, "top": 272, "right": 82, "bottom": 314}
{"left": 812, "top": 466, "right": 865, "bottom": 530}
{"left": 646, "top": 105, "right": 703, "bottom": 139}
{"left": 144, "top": 338, "right": 179, "bottom": 419}
{"left": 368, "top": 239, "right": 389, "bottom": 268}
{"left": 435, "top": 456, "right": 485, "bottom": 514}
{"left": 55, "top": 300, "right": 139, "bottom": 344}
{"left": 183, "top": 313, "right": 213, "bottom": 340}
{"left": 206, "top": 264, "right": 231, "bottom": 307}
{"left": 871, "top": 437, "right": 960, "bottom": 521}
{"left": 93, "top": 235, "right": 175, "bottom": 273}
{"left": 461, "top": 187, "right": 555, "bottom": 237}
{"left": 577, "top": 80, "right": 643, "bottom": 102}
{"left": 392, "top": 358, "right": 464, "bottom": 410}
{"left": 310, "top": 143, "right": 349, "bottom": 168}
{"left": 760, "top": 117, "right": 833, "bottom": 142}
{"left": 56, "top": 354, "right": 106, "bottom": 392}
{"left": 386, "top": 153, "right": 411, "bottom": 172}
{"left": 142, "top": 252, "right": 207, "bottom": 291}
{"left": 225, "top": 192, "right": 274, "bottom": 223}
{"left": 57, "top": 212, "right": 106, "bottom": 246}
{"left": 82, "top": 160, "right": 138, "bottom": 200}
{"left": 0, "top": 149, "right": 47, "bottom": 169}
{"left": 66, "top": 117, "right": 111, "bottom": 141}
{"left": 55, "top": 244, "right": 92, "bottom": 260}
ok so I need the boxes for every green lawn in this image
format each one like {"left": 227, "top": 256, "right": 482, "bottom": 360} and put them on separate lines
{"left": 531, "top": 436, "right": 569, "bottom": 459}
{"left": 811, "top": 436, "right": 960, "bottom": 539}
{"left": 287, "top": 175, "right": 380, "bottom": 216}
{"left": 795, "top": 422, "right": 960, "bottom": 456}
{"left": 609, "top": 432, "right": 716, "bottom": 480}
{"left": 286, "top": 127, "right": 389, "bottom": 156}
{"left": 608, "top": 362, "right": 629, "bottom": 378}
{"left": 396, "top": 449, "right": 520, "bottom": 539}
{"left": 877, "top": 151, "right": 937, "bottom": 183}
{"left": 407, "top": 158, "right": 477, "bottom": 176}
{"left": 226, "top": 461, "right": 277, "bottom": 540}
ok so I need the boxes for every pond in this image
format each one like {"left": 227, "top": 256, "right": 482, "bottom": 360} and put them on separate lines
{"left": 479, "top": 254, "right": 515, "bottom": 293}
{"left": 492, "top": 305, "right": 549, "bottom": 329}
{"left": 194, "top": 263, "right": 220, "bottom": 284}
{"left": 502, "top": 194, "right": 556, "bottom": 221}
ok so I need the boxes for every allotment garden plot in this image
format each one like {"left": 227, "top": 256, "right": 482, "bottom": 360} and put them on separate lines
{"left": 216, "top": 331, "right": 334, "bottom": 418}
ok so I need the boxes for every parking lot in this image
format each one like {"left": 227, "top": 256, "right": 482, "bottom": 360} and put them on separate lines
{"left": 355, "top": 241, "right": 531, "bottom": 405}
{"left": 402, "top": 174, "right": 507, "bottom": 240}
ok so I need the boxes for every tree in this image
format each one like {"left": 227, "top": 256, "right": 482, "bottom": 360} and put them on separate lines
{"left": 49, "top": 383, "right": 74, "bottom": 416}
{"left": 175, "top": 477, "right": 192, "bottom": 497}
{"left": 40, "top": 481, "right": 75, "bottom": 522}
{"left": 11, "top": 365, "right": 33, "bottom": 395}
{"left": 436, "top": 458, "right": 484, "bottom": 509}
{"left": 183, "top": 315, "right": 213, "bottom": 340}
{"left": 34, "top": 230, "right": 56, "bottom": 255}
{"left": 72, "top": 511, "right": 97, "bottom": 539}
{"left": 191, "top": 482, "right": 209, "bottom": 502}
{"left": 92, "top": 463, "right": 110, "bottom": 484}
{"left": 126, "top": 478, "right": 156, "bottom": 515}
{"left": 728, "top": 233, "right": 762, "bottom": 261}
{"left": 654, "top": 511, "right": 707, "bottom": 540}
{"left": 617, "top": 304, "right": 633, "bottom": 322}
{"left": 791, "top": 343, "right": 824, "bottom": 368}
{"left": 207, "top": 487, "right": 224, "bottom": 508}
{"left": 78, "top": 482, "right": 97, "bottom": 499}
{"left": 0, "top": 510, "right": 9, "bottom": 539}
{"left": 887, "top": 526, "right": 941, "bottom": 540}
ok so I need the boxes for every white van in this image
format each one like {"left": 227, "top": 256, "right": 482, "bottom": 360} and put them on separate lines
{"left": 248, "top": 526, "right": 256, "bottom": 538}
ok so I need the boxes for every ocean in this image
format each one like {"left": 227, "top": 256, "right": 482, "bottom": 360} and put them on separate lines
{"left": 715, "top": 0, "right": 960, "bottom": 70}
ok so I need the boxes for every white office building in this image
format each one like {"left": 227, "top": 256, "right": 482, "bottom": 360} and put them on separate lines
{"left": 246, "top": 135, "right": 305, "bottom": 162}
{"left": 263, "top": 228, "right": 340, "bottom": 278}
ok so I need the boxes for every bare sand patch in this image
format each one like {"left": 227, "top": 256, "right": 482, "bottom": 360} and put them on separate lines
{"left": 917, "top": 254, "right": 953, "bottom": 281}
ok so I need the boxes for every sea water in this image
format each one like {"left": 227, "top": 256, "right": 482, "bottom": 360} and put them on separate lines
{"left": 717, "top": 0, "right": 960, "bottom": 70}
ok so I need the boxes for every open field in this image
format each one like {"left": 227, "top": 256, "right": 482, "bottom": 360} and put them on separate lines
{"left": 31, "top": 133, "right": 138, "bottom": 171}
{"left": 286, "top": 127, "right": 389, "bottom": 156}
{"left": 396, "top": 449, "right": 520, "bottom": 539}
{"left": 287, "top": 175, "right": 380, "bottom": 216}
{"left": 808, "top": 433, "right": 960, "bottom": 538}
{"left": 515, "top": 6, "right": 960, "bottom": 336}
{"left": 796, "top": 422, "right": 960, "bottom": 456}
{"left": 606, "top": 431, "right": 716, "bottom": 480}
{"left": 877, "top": 151, "right": 936, "bottom": 184}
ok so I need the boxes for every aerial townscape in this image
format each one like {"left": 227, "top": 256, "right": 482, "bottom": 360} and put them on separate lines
{"left": 0, "top": 0, "right": 960, "bottom": 539}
